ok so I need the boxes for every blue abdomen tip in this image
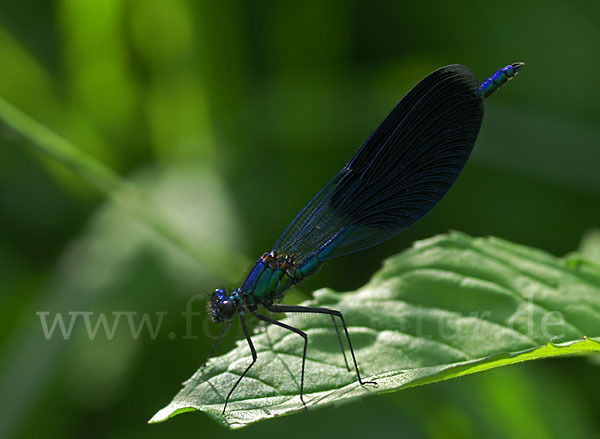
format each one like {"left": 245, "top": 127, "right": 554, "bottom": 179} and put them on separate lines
{"left": 479, "top": 62, "right": 524, "bottom": 99}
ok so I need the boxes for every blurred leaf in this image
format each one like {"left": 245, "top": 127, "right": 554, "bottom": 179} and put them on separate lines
{"left": 0, "top": 97, "right": 246, "bottom": 278}
{"left": 151, "top": 232, "right": 600, "bottom": 429}
{"left": 0, "top": 25, "right": 116, "bottom": 199}
{"left": 129, "top": 0, "right": 215, "bottom": 162}
{"left": 59, "top": 0, "right": 134, "bottom": 127}
{"left": 58, "top": 0, "right": 143, "bottom": 164}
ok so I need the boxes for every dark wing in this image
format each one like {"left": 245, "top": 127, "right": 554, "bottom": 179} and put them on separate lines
{"left": 273, "top": 64, "right": 483, "bottom": 265}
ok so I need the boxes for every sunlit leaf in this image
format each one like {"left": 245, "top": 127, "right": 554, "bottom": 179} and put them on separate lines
{"left": 151, "top": 232, "right": 600, "bottom": 429}
{"left": 579, "top": 229, "right": 600, "bottom": 265}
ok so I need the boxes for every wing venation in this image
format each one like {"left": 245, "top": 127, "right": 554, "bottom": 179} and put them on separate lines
{"left": 273, "top": 64, "right": 484, "bottom": 264}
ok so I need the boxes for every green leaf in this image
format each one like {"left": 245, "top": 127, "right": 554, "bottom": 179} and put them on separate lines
{"left": 579, "top": 229, "right": 600, "bottom": 265}
{"left": 150, "top": 232, "right": 600, "bottom": 429}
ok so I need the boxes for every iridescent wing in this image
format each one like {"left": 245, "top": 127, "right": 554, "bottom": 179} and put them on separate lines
{"left": 273, "top": 64, "right": 484, "bottom": 265}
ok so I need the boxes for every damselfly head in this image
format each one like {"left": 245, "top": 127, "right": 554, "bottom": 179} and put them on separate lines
{"left": 209, "top": 288, "right": 236, "bottom": 323}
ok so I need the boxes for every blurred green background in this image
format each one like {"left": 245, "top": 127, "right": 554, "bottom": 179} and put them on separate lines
{"left": 1, "top": 0, "right": 599, "bottom": 437}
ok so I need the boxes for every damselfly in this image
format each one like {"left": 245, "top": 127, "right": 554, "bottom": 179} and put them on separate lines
{"left": 207, "top": 63, "right": 523, "bottom": 413}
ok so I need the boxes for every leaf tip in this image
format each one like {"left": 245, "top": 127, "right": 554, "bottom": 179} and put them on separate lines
{"left": 148, "top": 404, "right": 198, "bottom": 424}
